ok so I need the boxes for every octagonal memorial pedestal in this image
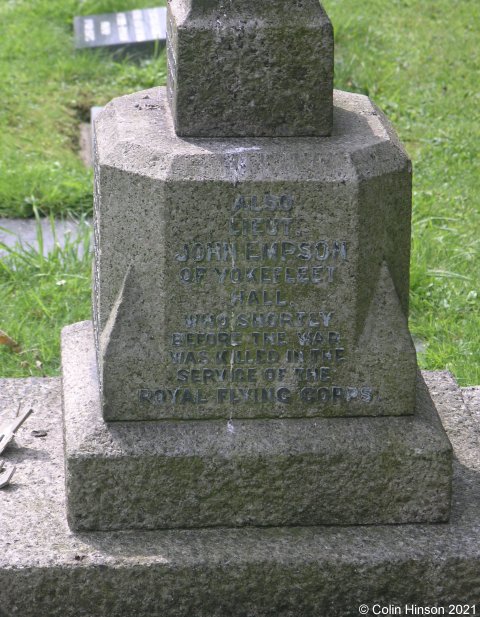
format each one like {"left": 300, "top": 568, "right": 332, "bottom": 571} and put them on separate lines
{"left": 61, "top": 87, "right": 453, "bottom": 531}
{"left": 93, "top": 88, "right": 416, "bottom": 423}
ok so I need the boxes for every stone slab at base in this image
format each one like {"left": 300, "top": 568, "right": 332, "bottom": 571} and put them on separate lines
{"left": 62, "top": 321, "right": 452, "bottom": 531}
{"left": 463, "top": 386, "right": 480, "bottom": 424}
{"left": 0, "top": 371, "right": 479, "bottom": 616}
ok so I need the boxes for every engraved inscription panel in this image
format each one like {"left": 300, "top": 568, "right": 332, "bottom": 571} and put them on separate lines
{"left": 138, "top": 186, "right": 374, "bottom": 418}
{"left": 74, "top": 8, "right": 167, "bottom": 50}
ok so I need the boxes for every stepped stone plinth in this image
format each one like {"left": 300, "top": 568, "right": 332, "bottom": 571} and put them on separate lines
{"left": 2, "top": 1, "right": 476, "bottom": 615}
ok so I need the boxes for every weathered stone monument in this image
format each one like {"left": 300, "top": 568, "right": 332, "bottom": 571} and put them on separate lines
{"left": 63, "top": 0, "right": 452, "bottom": 532}
{"left": 1, "top": 1, "right": 480, "bottom": 615}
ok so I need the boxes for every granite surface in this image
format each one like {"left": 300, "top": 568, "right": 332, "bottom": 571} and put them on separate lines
{"left": 463, "top": 386, "right": 480, "bottom": 425}
{"left": 63, "top": 321, "right": 452, "bottom": 530}
{"left": 166, "top": 0, "right": 333, "bottom": 137}
{"left": 93, "top": 87, "right": 416, "bottom": 422}
{"left": 0, "top": 371, "right": 479, "bottom": 615}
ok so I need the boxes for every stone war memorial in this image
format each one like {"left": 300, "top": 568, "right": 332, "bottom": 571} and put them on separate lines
{"left": 1, "top": 1, "right": 480, "bottom": 615}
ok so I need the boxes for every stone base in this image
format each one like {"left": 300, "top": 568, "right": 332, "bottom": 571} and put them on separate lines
{"left": 0, "top": 369, "right": 479, "bottom": 615}
{"left": 94, "top": 87, "right": 418, "bottom": 422}
{"left": 62, "top": 321, "right": 452, "bottom": 531}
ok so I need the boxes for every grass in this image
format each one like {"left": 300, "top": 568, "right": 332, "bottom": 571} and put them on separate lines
{"left": 0, "top": 0, "right": 166, "bottom": 217}
{"left": 0, "top": 211, "right": 91, "bottom": 377}
{"left": 0, "top": 0, "right": 478, "bottom": 385}
{"left": 323, "top": 0, "right": 480, "bottom": 385}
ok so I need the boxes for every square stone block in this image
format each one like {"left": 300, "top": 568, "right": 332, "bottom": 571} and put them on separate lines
{"left": 62, "top": 321, "right": 452, "bottom": 531}
{"left": 166, "top": 0, "right": 333, "bottom": 137}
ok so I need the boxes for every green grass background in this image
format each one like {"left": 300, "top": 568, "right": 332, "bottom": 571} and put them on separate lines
{"left": 0, "top": 0, "right": 479, "bottom": 384}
